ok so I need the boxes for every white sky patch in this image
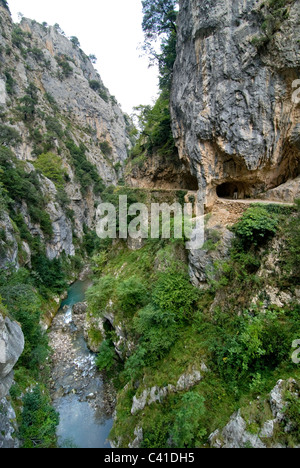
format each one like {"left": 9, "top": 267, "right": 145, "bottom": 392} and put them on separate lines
{"left": 8, "top": 0, "right": 159, "bottom": 115}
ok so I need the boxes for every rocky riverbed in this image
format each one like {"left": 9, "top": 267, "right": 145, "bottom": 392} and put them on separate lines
{"left": 48, "top": 281, "right": 116, "bottom": 448}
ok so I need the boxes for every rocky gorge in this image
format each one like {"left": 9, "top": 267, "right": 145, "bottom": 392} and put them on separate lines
{"left": 0, "top": 2, "right": 131, "bottom": 266}
{"left": 48, "top": 280, "right": 115, "bottom": 448}
{"left": 0, "top": 0, "right": 299, "bottom": 450}
{"left": 0, "top": 311, "right": 24, "bottom": 448}
{"left": 171, "top": 0, "right": 300, "bottom": 209}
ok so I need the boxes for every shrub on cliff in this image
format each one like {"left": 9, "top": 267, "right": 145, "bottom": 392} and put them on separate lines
{"left": 232, "top": 205, "right": 279, "bottom": 247}
{"left": 66, "top": 139, "right": 105, "bottom": 195}
{"left": 280, "top": 199, "right": 300, "bottom": 285}
{"left": 0, "top": 124, "right": 21, "bottom": 147}
{"left": 34, "top": 152, "right": 67, "bottom": 189}
{"left": 152, "top": 270, "right": 200, "bottom": 321}
{"left": 170, "top": 392, "right": 206, "bottom": 448}
{"left": 19, "top": 385, "right": 59, "bottom": 448}
{"left": 89, "top": 80, "right": 101, "bottom": 91}
{"left": 116, "top": 277, "right": 148, "bottom": 316}
{"left": 0, "top": 282, "right": 48, "bottom": 370}
{"left": 86, "top": 275, "right": 116, "bottom": 316}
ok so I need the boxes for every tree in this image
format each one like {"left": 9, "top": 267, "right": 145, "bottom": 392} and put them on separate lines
{"left": 89, "top": 80, "right": 101, "bottom": 91}
{"left": 116, "top": 277, "right": 148, "bottom": 315}
{"left": 142, "top": 0, "right": 178, "bottom": 88}
{"left": 130, "top": 0, "right": 178, "bottom": 160}
{"left": 171, "top": 392, "right": 206, "bottom": 448}
{"left": 0, "top": 0, "right": 10, "bottom": 12}
{"left": 19, "top": 386, "right": 59, "bottom": 448}
{"left": 18, "top": 83, "right": 39, "bottom": 122}
{"left": 142, "top": 0, "right": 178, "bottom": 41}
{"left": 0, "top": 283, "right": 48, "bottom": 369}
{"left": 54, "top": 24, "right": 66, "bottom": 36}
{"left": 89, "top": 54, "right": 97, "bottom": 64}
{"left": 96, "top": 340, "right": 118, "bottom": 372}
{"left": 0, "top": 124, "right": 22, "bottom": 147}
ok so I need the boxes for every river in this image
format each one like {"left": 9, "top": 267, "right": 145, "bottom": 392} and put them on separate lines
{"left": 48, "top": 280, "right": 115, "bottom": 449}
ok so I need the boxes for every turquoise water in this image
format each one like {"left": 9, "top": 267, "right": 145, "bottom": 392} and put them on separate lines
{"left": 60, "top": 279, "right": 92, "bottom": 310}
{"left": 56, "top": 395, "right": 113, "bottom": 449}
{"left": 53, "top": 280, "right": 114, "bottom": 449}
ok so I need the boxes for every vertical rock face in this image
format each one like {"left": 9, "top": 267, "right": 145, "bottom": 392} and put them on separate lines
{"left": 0, "top": 211, "right": 19, "bottom": 269}
{"left": 0, "top": 5, "right": 130, "bottom": 264}
{"left": 18, "top": 17, "right": 129, "bottom": 171}
{"left": 0, "top": 313, "right": 24, "bottom": 399}
{"left": 0, "top": 313, "right": 24, "bottom": 449}
{"left": 171, "top": 0, "right": 300, "bottom": 207}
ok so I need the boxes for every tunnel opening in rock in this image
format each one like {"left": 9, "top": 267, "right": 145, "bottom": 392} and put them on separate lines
{"left": 216, "top": 182, "right": 252, "bottom": 199}
{"left": 182, "top": 173, "right": 199, "bottom": 191}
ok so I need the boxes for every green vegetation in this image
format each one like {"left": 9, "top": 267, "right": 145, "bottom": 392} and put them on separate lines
{"left": 0, "top": 146, "right": 53, "bottom": 238}
{"left": 70, "top": 36, "right": 80, "bottom": 48}
{"left": 18, "top": 386, "right": 59, "bottom": 448}
{"left": 96, "top": 340, "right": 119, "bottom": 372}
{"left": 170, "top": 392, "right": 206, "bottom": 448}
{"left": 88, "top": 80, "right": 110, "bottom": 102}
{"left": 232, "top": 205, "right": 279, "bottom": 247}
{"left": 0, "top": 276, "right": 49, "bottom": 369}
{"left": 34, "top": 152, "right": 67, "bottom": 189}
{"left": 129, "top": 0, "right": 178, "bottom": 162}
{"left": 31, "top": 254, "right": 68, "bottom": 296}
{"left": 100, "top": 140, "right": 113, "bottom": 157}
{"left": 0, "top": 262, "right": 64, "bottom": 447}
{"left": 4, "top": 69, "right": 16, "bottom": 96}
{"left": 132, "top": 93, "right": 176, "bottom": 157}
{"left": 66, "top": 139, "right": 105, "bottom": 195}
{"left": 89, "top": 80, "right": 101, "bottom": 91}
{"left": 45, "top": 116, "right": 64, "bottom": 139}
{"left": 18, "top": 83, "right": 39, "bottom": 123}
{"left": 117, "top": 276, "right": 148, "bottom": 315}
{"left": 252, "top": 0, "right": 296, "bottom": 49}
{"left": 89, "top": 54, "right": 97, "bottom": 64}
{"left": 280, "top": 199, "right": 300, "bottom": 285}
{"left": 29, "top": 47, "right": 45, "bottom": 62}
{"left": 11, "top": 25, "right": 31, "bottom": 50}
{"left": 89, "top": 198, "right": 300, "bottom": 448}
{"left": 55, "top": 54, "right": 73, "bottom": 78}
{"left": 0, "top": 123, "right": 21, "bottom": 146}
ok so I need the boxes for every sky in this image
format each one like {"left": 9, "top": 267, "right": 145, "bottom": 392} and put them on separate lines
{"left": 8, "top": 0, "right": 159, "bottom": 115}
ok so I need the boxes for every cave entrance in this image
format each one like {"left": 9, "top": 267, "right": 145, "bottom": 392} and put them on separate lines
{"left": 216, "top": 182, "right": 252, "bottom": 199}
{"left": 103, "top": 318, "right": 115, "bottom": 338}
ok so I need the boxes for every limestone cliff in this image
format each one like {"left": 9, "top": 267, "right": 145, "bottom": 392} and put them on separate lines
{"left": 171, "top": 0, "right": 300, "bottom": 208}
{"left": 0, "top": 312, "right": 24, "bottom": 448}
{"left": 125, "top": 151, "right": 199, "bottom": 190}
{"left": 0, "top": 4, "right": 130, "bottom": 265}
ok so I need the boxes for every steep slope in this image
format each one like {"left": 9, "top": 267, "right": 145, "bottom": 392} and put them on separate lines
{"left": 78, "top": 1, "right": 300, "bottom": 449}
{"left": 171, "top": 0, "right": 300, "bottom": 207}
{"left": 0, "top": 307, "right": 24, "bottom": 448}
{"left": 0, "top": 2, "right": 130, "bottom": 266}
{"left": 0, "top": 3, "right": 130, "bottom": 447}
